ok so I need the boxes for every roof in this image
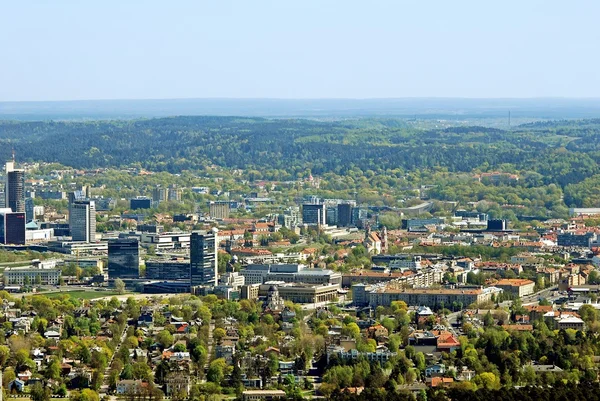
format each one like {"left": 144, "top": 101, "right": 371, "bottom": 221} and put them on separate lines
{"left": 496, "top": 279, "right": 535, "bottom": 287}
{"left": 502, "top": 325, "right": 534, "bottom": 331}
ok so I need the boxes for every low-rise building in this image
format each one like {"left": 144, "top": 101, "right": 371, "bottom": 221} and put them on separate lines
{"left": 495, "top": 279, "right": 535, "bottom": 297}
{"left": 242, "top": 390, "right": 286, "bottom": 401}
{"left": 3, "top": 263, "right": 61, "bottom": 286}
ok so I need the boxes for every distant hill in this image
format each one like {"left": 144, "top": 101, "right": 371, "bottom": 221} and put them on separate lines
{"left": 1, "top": 116, "right": 599, "bottom": 191}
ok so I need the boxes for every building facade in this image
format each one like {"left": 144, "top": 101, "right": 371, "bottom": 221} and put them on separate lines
{"left": 108, "top": 238, "right": 140, "bottom": 279}
{"left": 70, "top": 200, "right": 96, "bottom": 242}
{"left": 0, "top": 208, "right": 25, "bottom": 245}
{"left": 190, "top": 230, "right": 218, "bottom": 286}
{"left": 302, "top": 203, "right": 326, "bottom": 226}
{"left": 5, "top": 161, "right": 25, "bottom": 213}
{"left": 209, "top": 201, "right": 230, "bottom": 219}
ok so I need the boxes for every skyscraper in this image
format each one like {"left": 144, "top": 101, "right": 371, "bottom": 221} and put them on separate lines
{"left": 68, "top": 190, "right": 86, "bottom": 228}
{"left": 0, "top": 208, "right": 25, "bottom": 245}
{"left": 108, "top": 238, "right": 140, "bottom": 279}
{"left": 70, "top": 200, "right": 96, "bottom": 242}
{"left": 302, "top": 203, "right": 327, "bottom": 226}
{"left": 337, "top": 203, "right": 353, "bottom": 227}
{"left": 5, "top": 161, "right": 25, "bottom": 213}
{"left": 190, "top": 229, "right": 218, "bottom": 287}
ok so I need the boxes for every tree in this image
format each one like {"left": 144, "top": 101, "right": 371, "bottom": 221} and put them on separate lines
{"left": 157, "top": 330, "right": 174, "bottom": 348}
{"left": 207, "top": 358, "right": 228, "bottom": 384}
{"left": 114, "top": 278, "right": 126, "bottom": 295}
{"left": 31, "top": 383, "right": 51, "bottom": 401}
{"left": 213, "top": 327, "right": 226, "bottom": 343}
{"left": 46, "top": 358, "right": 62, "bottom": 380}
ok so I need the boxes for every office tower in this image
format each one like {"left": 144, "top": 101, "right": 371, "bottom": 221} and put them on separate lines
{"left": 326, "top": 206, "right": 338, "bottom": 226}
{"left": 5, "top": 161, "right": 25, "bottom": 213}
{"left": 130, "top": 197, "right": 152, "bottom": 210}
{"left": 209, "top": 201, "right": 230, "bottom": 219}
{"left": 25, "top": 198, "right": 34, "bottom": 223}
{"left": 302, "top": 203, "right": 327, "bottom": 226}
{"left": 337, "top": 203, "right": 353, "bottom": 227}
{"left": 67, "top": 190, "right": 85, "bottom": 227}
{"left": 0, "top": 208, "right": 25, "bottom": 245}
{"left": 108, "top": 238, "right": 140, "bottom": 279}
{"left": 190, "top": 229, "right": 218, "bottom": 286}
{"left": 70, "top": 200, "right": 96, "bottom": 242}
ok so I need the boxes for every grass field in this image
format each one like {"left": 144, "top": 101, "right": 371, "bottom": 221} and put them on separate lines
{"left": 35, "top": 290, "right": 126, "bottom": 300}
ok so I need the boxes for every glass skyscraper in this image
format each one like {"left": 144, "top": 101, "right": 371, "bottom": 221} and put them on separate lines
{"left": 108, "top": 238, "right": 140, "bottom": 279}
{"left": 190, "top": 229, "right": 218, "bottom": 286}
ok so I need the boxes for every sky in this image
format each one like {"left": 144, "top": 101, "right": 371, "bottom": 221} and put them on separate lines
{"left": 1, "top": 1, "right": 599, "bottom": 101}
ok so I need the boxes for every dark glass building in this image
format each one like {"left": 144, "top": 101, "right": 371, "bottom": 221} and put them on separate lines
{"left": 0, "top": 210, "right": 25, "bottom": 245}
{"left": 337, "top": 203, "right": 353, "bottom": 227}
{"left": 130, "top": 197, "right": 152, "bottom": 210}
{"left": 108, "top": 238, "right": 140, "bottom": 279}
{"left": 6, "top": 169, "right": 25, "bottom": 213}
{"left": 190, "top": 230, "right": 218, "bottom": 286}
{"left": 146, "top": 260, "right": 190, "bottom": 280}
{"left": 302, "top": 203, "right": 326, "bottom": 225}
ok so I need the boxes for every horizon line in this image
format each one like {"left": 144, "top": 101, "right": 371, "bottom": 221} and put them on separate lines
{"left": 3, "top": 96, "right": 600, "bottom": 104}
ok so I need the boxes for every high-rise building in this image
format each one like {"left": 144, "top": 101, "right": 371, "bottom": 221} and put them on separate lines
{"left": 25, "top": 198, "right": 35, "bottom": 223}
{"left": 167, "top": 186, "right": 182, "bottom": 202}
{"left": 337, "top": 203, "right": 353, "bottom": 227}
{"left": 190, "top": 229, "right": 218, "bottom": 287}
{"left": 70, "top": 200, "right": 96, "bottom": 242}
{"left": 152, "top": 186, "right": 168, "bottom": 203}
{"left": 302, "top": 203, "right": 327, "bottom": 226}
{"left": 108, "top": 238, "right": 140, "bottom": 279}
{"left": 5, "top": 161, "right": 25, "bottom": 213}
{"left": 68, "top": 190, "right": 86, "bottom": 227}
{"left": 209, "top": 201, "right": 230, "bottom": 219}
{"left": 0, "top": 208, "right": 25, "bottom": 245}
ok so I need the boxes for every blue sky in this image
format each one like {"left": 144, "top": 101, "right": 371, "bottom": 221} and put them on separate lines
{"left": 1, "top": 1, "right": 599, "bottom": 101}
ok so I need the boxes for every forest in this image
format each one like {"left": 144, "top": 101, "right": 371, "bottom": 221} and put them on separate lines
{"left": 2, "top": 116, "right": 600, "bottom": 210}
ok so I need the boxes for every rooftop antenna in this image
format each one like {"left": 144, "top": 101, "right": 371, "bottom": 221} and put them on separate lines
{"left": 11, "top": 148, "right": 15, "bottom": 162}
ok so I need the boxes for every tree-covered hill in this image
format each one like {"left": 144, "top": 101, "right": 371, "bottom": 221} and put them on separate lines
{"left": 1, "top": 116, "right": 600, "bottom": 191}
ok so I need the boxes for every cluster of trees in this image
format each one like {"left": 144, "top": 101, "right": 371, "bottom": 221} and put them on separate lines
{"left": 325, "top": 381, "right": 600, "bottom": 401}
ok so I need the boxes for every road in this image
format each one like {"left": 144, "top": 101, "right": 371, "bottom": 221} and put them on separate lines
{"left": 100, "top": 323, "right": 130, "bottom": 397}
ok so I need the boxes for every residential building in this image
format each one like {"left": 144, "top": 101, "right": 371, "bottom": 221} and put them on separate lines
{"left": 190, "top": 230, "right": 218, "bottom": 286}
{"left": 209, "top": 201, "right": 230, "bottom": 219}
{"left": 108, "top": 238, "right": 140, "bottom": 279}
{"left": 70, "top": 200, "right": 96, "bottom": 242}
{"left": 557, "top": 232, "right": 597, "bottom": 248}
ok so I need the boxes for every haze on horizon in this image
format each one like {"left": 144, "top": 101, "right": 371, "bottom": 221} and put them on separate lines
{"left": 1, "top": 0, "right": 599, "bottom": 102}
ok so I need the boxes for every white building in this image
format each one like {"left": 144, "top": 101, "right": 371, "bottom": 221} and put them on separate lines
{"left": 4, "top": 262, "right": 61, "bottom": 285}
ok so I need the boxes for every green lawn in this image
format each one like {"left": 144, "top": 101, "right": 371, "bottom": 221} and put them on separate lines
{"left": 35, "top": 290, "right": 125, "bottom": 300}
